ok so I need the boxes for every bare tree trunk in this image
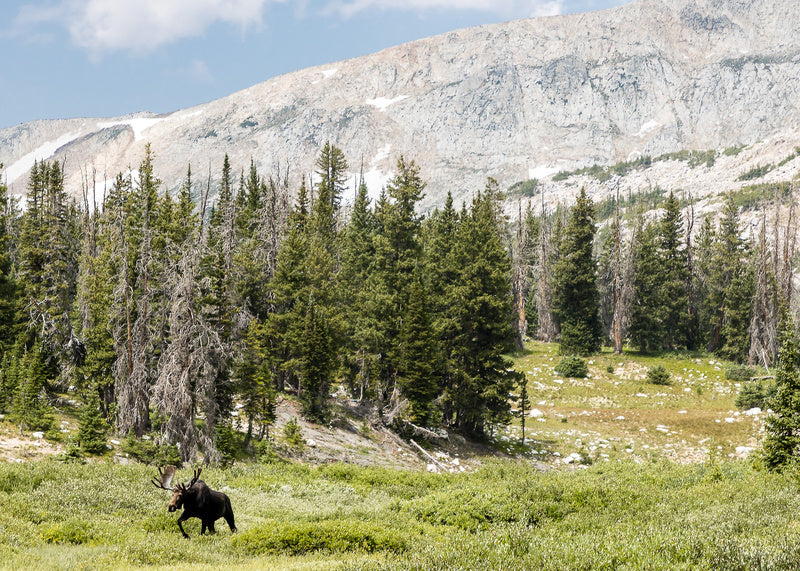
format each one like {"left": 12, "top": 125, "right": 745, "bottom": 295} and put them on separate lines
{"left": 685, "top": 194, "right": 697, "bottom": 350}
{"left": 748, "top": 212, "right": 778, "bottom": 369}
{"left": 612, "top": 184, "right": 623, "bottom": 354}
{"left": 513, "top": 199, "right": 526, "bottom": 348}
{"left": 537, "top": 190, "right": 555, "bottom": 341}
{"left": 784, "top": 187, "right": 796, "bottom": 309}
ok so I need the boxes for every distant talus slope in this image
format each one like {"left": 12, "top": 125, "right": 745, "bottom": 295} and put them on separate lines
{"left": 2, "top": 0, "right": 800, "bottom": 210}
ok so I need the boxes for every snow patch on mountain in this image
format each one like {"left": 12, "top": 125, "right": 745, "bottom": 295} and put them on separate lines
{"left": 5, "top": 131, "right": 83, "bottom": 185}
{"left": 636, "top": 121, "right": 661, "bottom": 138}
{"left": 366, "top": 96, "right": 408, "bottom": 112}
{"left": 97, "top": 117, "right": 166, "bottom": 141}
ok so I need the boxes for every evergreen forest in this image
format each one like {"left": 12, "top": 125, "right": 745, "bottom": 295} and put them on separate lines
{"left": 0, "top": 142, "right": 795, "bottom": 465}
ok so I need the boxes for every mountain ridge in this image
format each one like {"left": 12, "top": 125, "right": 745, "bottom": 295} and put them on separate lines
{"left": 2, "top": 0, "right": 800, "bottom": 211}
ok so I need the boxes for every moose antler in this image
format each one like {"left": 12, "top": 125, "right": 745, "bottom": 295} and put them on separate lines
{"left": 187, "top": 468, "right": 202, "bottom": 488}
{"left": 151, "top": 465, "right": 177, "bottom": 491}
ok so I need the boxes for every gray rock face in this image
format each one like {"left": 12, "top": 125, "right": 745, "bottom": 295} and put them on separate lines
{"left": 2, "top": 0, "right": 800, "bottom": 211}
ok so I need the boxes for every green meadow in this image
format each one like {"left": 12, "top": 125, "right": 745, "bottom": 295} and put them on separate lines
{"left": 0, "top": 342, "right": 795, "bottom": 570}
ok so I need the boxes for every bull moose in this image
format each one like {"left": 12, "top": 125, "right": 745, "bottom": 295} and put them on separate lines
{"left": 151, "top": 466, "right": 237, "bottom": 538}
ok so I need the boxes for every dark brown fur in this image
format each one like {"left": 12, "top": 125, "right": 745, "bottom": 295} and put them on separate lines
{"left": 153, "top": 467, "right": 236, "bottom": 538}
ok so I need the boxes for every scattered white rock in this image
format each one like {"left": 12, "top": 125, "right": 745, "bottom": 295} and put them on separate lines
{"left": 32, "top": 432, "right": 44, "bottom": 439}
{"left": 745, "top": 407, "right": 762, "bottom": 416}
{"left": 306, "top": 439, "right": 317, "bottom": 447}
{"left": 725, "top": 417, "right": 736, "bottom": 423}
{"left": 530, "top": 408, "right": 545, "bottom": 418}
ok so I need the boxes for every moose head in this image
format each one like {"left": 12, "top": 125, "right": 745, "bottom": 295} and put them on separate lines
{"left": 152, "top": 466, "right": 201, "bottom": 512}
{"left": 152, "top": 466, "right": 236, "bottom": 538}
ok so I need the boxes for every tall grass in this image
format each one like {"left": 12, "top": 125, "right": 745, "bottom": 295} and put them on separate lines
{"left": 1, "top": 459, "right": 799, "bottom": 569}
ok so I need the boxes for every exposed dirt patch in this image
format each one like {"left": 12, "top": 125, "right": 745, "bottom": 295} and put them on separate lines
{"left": 267, "top": 397, "right": 505, "bottom": 473}
{"left": 0, "top": 400, "right": 509, "bottom": 473}
{"left": 0, "top": 419, "right": 66, "bottom": 463}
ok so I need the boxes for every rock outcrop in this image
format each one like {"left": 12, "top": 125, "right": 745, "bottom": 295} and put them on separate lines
{"left": 2, "top": 0, "right": 800, "bottom": 211}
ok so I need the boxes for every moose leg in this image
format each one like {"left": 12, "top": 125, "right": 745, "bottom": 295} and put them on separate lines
{"left": 225, "top": 512, "right": 237, "bottom": 533}
{"left": 177, "top": 515, "right": 190, "bottom": 539}
{"left": 207, "top": 521, "right": 217, "bottom": 534}
{"left": 225, "top": 498, "right": 237, "bottom": 532}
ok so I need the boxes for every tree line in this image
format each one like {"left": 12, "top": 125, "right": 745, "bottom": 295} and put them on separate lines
{"left": 518, "top": 183, "right": 795, "bottom": 368}
{"left": 0, "top": 144, "right": 522, "bottom": 462}
{"left": 0, "top": 144, "right": 795, "bottom": 464}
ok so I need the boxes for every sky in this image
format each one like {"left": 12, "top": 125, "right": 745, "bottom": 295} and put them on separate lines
{"left": 1, "top": 0, "right": 632, "bottom": 130}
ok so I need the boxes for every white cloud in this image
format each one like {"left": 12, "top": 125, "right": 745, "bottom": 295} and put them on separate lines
{"left": 15, "top": 0, "right": 564, "bottom": 55}
{"left": 19, "top": 0, "right": 280, "bottom": 53}
{"left": 323, "top": 0, "right": 563, "bottom": 19}
{"left": 187, "top": 59, "right": 215, "bottom": 83}
{"left": 530, "top": 1, "right": 563, "bottom": 17}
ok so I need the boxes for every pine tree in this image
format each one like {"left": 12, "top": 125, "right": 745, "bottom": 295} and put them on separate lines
{"left": 314, "top": 141, "right": 349, "bottom": 227}
{"left": 16, "top": 160, "right": 81, "bottom": 373}
{"left": 762, "top": 320, "right": 800, "bottom": 471}
{"left": 299, "top": 293, "right": 333, "bottom": 422}
{"left": 372, "top": 157, "right": 427, "bottom": 412}
{"left": 12, "top": 343, "right": 56, "bottom": 432}
{"left": 708, "top": 195, "right": 754, "bottom": 361}
{"left": 267, "top": 180, "right": 310, "bottom": 394}
{"left": 629, "top": 221, "right": 663, "bottom": 353}
{"left": 517, "top": 380, "right": 530, "bottom": 444}
{"left": 658, "top": 192, "right": 689, "bottom": 349}
{"left": 77, "top": 390, "right": 109, "bottom": 454}
{"left": 0, "top": 167, "right": 18, "bottom": 356}
{"left": 396, "top": 272, "right": 440, "bottom": 426}
{"left": 446, "top": 181, "right": 521, "bottom": 435}
{"left": 115, "top": 147, "right": 161, "bottom": 437}
{"left": 339, "top": 179, "right": 381, "bottom": 400}
{"left": 0, "top": 351, "right": 20, "bottom": 414}
{"left": 285, "top": 145, "right": 351, "bottom": 420}
{"left": 552, "top": 188, "right": 602, "bottom": 355}
{"left": 233, "top": 318, "right": 277, "bottom": 445}
{"left": 423, "top": 192, "right": 460, "bottom": 421}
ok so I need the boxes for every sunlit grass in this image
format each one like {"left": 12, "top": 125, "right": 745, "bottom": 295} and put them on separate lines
{"left": 2, "top": 460, "right": 800, "bottom": 569}
{"left": 506, "top": 342, "right": 762, "bottom": 464}
{"left": 0, "top": 341, "right": 785, "bottom": 569}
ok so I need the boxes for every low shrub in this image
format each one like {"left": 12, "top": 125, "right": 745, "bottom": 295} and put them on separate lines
{"left": 232, "top": 519, "right": 407, "bottom": 556}
{"left": 555, "top": 356, "right": 588, "bottom": 378}
{"left": 725, "top": 364, "right": 756, "bottom": 382}
{"left": 41, "top": 518, "right": 95, "bottom": 544}
{"left": 283, "top": 417, "right": 305, "bottom": 449}
{"left": 647, "top": 365, "right": 671, "bottom": 385}
{"left": 735, "top": 378, "right": 776, "bottom": 410}
{"left": 120, "top": 435, "right": 181, "bottom": 467}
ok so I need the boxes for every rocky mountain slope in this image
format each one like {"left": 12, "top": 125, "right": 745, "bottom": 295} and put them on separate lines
{"left": 2, "top": 0, "right": 800, "bottom": 211}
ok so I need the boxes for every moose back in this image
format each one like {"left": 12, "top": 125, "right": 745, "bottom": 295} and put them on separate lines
{"left": 152, "top": 466, "right": 237, "bottom": 538}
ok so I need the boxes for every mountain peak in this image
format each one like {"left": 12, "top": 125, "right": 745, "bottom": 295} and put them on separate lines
{"left": 3, "top": 0, "right": 800, "bottom": 211}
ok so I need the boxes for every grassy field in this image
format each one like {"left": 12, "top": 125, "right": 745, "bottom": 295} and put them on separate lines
{"left": 2, "top": 460, "right": 800, "bottom": 569}
{"left": 0, "top": 342, "right": 793, "bottom": 570}
{"left": 497, "top": 343, "right": 763, "bottom": 465}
